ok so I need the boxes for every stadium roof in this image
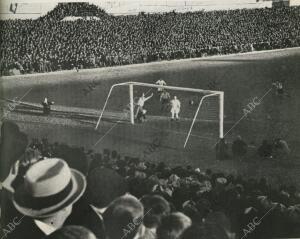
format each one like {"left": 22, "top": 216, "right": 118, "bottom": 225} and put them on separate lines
{"left": 0, "top": 0, "right": 273, "bottom": 20}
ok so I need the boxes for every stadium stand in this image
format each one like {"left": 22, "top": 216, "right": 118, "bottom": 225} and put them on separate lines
{"left": 1, "top": 122, "right": 300, "bottom": 239}
{"left": 0, "top": 2, "right": 300, "bottom": 75}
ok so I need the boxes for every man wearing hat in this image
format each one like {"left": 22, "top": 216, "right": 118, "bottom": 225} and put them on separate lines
{"left": 7, "top": 158, "right": 86, "bottom": 239}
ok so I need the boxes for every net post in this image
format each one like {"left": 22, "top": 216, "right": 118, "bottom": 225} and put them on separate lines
{"left": 129, "top": 84, "right": 134, "bottom": 124}
{"left": 219, "top": 92, "right": 224, "bottom": 139}
{"left": 184, "top": 92, "right": 219, "bottom": 148}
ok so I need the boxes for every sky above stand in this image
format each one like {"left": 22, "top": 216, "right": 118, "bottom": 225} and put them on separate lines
{"left": 0, "top": 0, "right": 273, "bottom": 19}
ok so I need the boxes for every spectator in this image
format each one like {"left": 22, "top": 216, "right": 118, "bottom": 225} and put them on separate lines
{"left": 0, "top": 121, "right": 28, "bottom": 184}
{"left": 2, "top": 131, "right": 300, "bottom": 239}
{"left": 66, "top": 167, "right": 127, "bottom": 239}
{"left": 0, "top": 121, "right": 28, "bottom": 230}
{"left": 273, "top": 138, "right": 291, "bottom": 159}
{"left": 44, "top": 226, "right": 96, "bottom": 239}
{"left": 1, "top": 3, "right": 299, "bottom": 76}
{"left": 258, "top": 140, "right": 273, "bottom": 159}
{"left": 9, "top": 158, "right": 86, "bottom": 239}
{"left": 140, "top": 194, "right": 171, "bottom": 238}
{"left": 103, "top": 194, "right": 144, "bottom": 239}
{"left": 156, "top": 212, "right": 192, "bottom": 239}
{"left": 232, "top": 136, "right": 248, "bottom": 159}
{"left": 181, "top": 223, "right": 229, "bottom": 239}
{"left": 206, "top": 211, "right": 235, "bottom": 239}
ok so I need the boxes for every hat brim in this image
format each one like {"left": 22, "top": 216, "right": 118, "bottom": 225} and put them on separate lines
{"left": 13, "top": 169, "right": 86, "bottom": 218}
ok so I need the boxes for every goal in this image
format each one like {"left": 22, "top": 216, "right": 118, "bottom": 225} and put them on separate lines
{"left": 95, "top": 81, "right": 224, "bottom": 148}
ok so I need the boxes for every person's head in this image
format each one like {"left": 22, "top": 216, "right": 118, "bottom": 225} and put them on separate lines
{"left": 13, "top": 158, "right": 86, "bottom": 226}
{"left": 103, "top": 194, "right": 144, "bottom": 239}
{"left": 0, "top": 121, "right": 28, "bottom": 182}
{"left": 174, "top": 96, "right": 177, "bottom": 100}
{"left": 181, "top": 223, "right": 229, "bottom": 239}
{"left": 206, "top": 211, "right": 234, "bottom": 238}
{"left": 86, "top": 167, "right": 127, "bottom": 209}
{"left": 156, "top": 212, "right": 192, "bottom": 239}
{"left": 140, "top": 194, "right": 171, "bottom": 229}
{"left": 44, "top": 225, "right": 96, "bottom": 239}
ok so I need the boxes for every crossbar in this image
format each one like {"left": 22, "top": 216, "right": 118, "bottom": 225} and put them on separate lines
{"left": 126, "top": 81, "right": 222, "bottom": 94}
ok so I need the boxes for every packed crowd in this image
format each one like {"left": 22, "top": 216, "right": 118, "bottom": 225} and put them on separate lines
{"left": 1, "top": 3, "right": 300, "bottom": 75}
{"left": 1, "top": 121, "right": 300, "bottom": 239}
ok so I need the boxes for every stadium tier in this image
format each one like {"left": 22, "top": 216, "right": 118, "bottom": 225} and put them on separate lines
{"left": 0, "top": 2, "right": 300, "bottom": 76}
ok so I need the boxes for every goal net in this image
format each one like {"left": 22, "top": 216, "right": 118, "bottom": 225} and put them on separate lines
{"left": 95, "top": 81, "right": 224, "bottom": 148}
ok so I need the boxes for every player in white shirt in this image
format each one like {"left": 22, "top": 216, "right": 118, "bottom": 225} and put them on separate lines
{"left": 155, "top": 79, "right": 167, "bottom": 93}
{"left": 135, "top": 92, "right": 154, "bottom": 119}
{"left": 170, "top": 96, "right": 181, "bottom": 121}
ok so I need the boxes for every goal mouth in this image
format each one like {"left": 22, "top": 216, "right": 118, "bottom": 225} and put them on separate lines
{"left": 95, "top": 81, "right": 224, "bottom": 148}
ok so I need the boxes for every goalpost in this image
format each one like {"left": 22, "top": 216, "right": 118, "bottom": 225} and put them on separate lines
{"left": 95, "top": 81, "right": 224, "bottom": 148}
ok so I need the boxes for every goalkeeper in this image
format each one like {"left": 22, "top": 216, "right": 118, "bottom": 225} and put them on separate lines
{"left": 160, "top": 90, "right": 171, "bottom": 111}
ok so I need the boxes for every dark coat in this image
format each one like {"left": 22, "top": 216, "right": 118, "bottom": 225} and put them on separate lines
{"left": 66, "top": 202, "right": 105, "bottom": 239}
{"left": 5, "top": 216, "right": 45, "bottom": 239}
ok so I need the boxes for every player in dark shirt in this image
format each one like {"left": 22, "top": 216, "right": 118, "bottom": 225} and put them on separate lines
{"left": 136, "top": 109, "right": 147, "bottom": 123}
{"left": 160, "top": 90, "right": 171, "bottom": 111}
{"left": 41, "top": 97, "right": 54, "bottom": 115}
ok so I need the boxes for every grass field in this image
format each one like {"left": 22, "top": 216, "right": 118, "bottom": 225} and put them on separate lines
{"left": 1, "top": 48, "right": 300, "bottom": 188}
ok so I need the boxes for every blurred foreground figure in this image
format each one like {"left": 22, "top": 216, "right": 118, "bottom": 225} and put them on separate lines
{"left": 103, "top": 195, "right": 144, "bottom": 239}
{"left": 8, "top": 158, "right": 86, "bottom": 239}
{"left": 44, "top": 225, "right": 96, "bottom": 239}
{"left": 66, "top": 167, "right": 128, "bottom": 239}
{"left": 156, "top": 212, "right": 192, "bottom": 239}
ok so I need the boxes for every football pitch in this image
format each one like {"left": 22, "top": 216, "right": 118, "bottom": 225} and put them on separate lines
{"left": 1, "top": 47, "right": 300, "bottom": 188}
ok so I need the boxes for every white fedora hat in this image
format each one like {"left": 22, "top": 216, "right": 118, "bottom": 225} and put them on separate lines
{"left": 13, "top": 158, "right": 86, "bottom": 218}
